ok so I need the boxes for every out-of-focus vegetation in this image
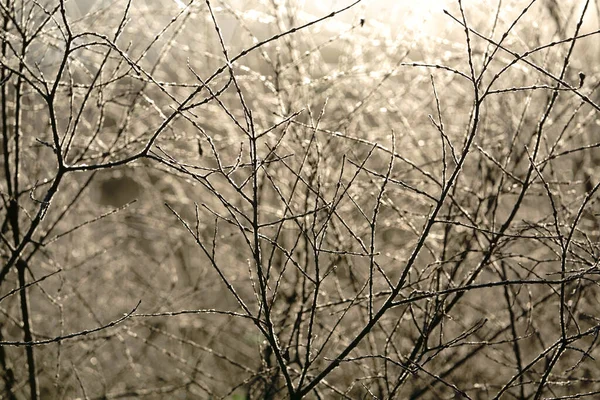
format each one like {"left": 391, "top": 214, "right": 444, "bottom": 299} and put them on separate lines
{"left": 1, "top": 0, "right": 599, "bottom": 398}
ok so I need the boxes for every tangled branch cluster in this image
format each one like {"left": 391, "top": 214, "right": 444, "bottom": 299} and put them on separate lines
{"left": 1, "top": 0, "right": 599, "bottom": 398}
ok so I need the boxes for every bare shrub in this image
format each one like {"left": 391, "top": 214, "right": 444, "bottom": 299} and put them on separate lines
{"left": 1, "top": 0, "right": 599, "bottom": 398}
